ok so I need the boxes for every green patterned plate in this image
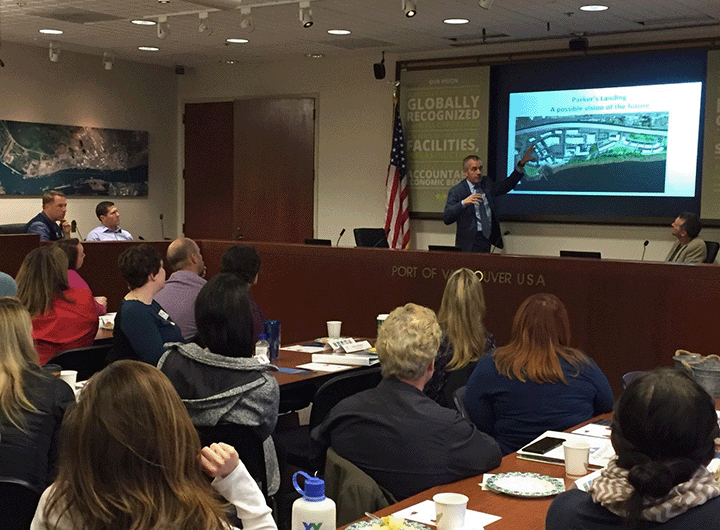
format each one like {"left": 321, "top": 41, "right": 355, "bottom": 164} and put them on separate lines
{"left": 486, "top": 472, "right": 565, "bottom": 497}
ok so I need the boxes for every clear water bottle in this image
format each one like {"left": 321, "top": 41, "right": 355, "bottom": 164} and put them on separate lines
{"left": 291, "top": 471, "right": 335, "bottom": 530}
{"left": 255, "top": 333, "right": 269, "bottom": 363}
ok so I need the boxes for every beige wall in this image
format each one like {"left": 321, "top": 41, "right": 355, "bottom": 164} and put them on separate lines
{"left": 0, "top": 41, "right": 178, "bottom": 241}
{"left": 178, "top": 50, "right": 720, "bottom": 261}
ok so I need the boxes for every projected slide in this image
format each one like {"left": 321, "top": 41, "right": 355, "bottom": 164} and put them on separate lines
{"left": 507, "top": 82, "right": 702, "bottom": 197}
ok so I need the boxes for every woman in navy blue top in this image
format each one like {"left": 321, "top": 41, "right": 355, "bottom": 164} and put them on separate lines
{"left": 108, "top": 245, "right": 184, "bottom": 365}
{"left": 464, "top": 293, "right": 613, "bottom": 454}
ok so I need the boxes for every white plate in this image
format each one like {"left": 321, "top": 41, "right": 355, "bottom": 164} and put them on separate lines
{"left": 486, "top": 472, "right": 564, "bottom": 497}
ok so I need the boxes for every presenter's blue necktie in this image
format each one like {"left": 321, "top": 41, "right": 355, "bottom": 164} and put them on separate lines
{"left": 474, "top": 185, "right": 491, "bottom": 239}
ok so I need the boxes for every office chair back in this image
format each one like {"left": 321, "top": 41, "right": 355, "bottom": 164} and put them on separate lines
{"left": 196, "top": 423, "right": 268, "bottom": 497}
{"left": 705, "top": 241, "right": 719, "bottom": 263}
{"left": 0, "top": 480, "right": 41, "bottom": 530}
{"left": 0, "top": 223, "right": 28, "bottom": 235}
{"left": 453, "top": 386, "right": 470, "bottom": 422}
{"left": 353, "top": 228, "right": 389, "bottom": 248}
{"left": 622, "top": 370, "right": 646, "bottom": 389}
{"left": 46, "top": 343, "right": 111, "bottom": 381}
{"left": 309, "top": 366, "right": 383, "bottom": 430}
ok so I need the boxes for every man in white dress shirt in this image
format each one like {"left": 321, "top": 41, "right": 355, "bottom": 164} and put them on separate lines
{"left": 86, "top": 201, "right": 133, "bottom": 241}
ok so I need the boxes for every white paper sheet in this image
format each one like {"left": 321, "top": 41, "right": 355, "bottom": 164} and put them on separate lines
{"left": 281, "top": 345, "right": 327, "bottom": 353}
{"left": 392, "top": 499, "right": 500, "bottom": 529}
{"left": 295, "top": 362, "right": 352, "bottom": 372}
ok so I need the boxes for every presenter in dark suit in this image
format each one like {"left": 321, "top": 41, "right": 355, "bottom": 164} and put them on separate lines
{"left": 444, "top": 146, "right": 536, "bottom": 253}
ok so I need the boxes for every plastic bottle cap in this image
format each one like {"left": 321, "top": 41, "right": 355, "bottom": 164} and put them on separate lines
{"left": 293, "top": 471, "right": 326, "bottom": 501}
{"left": 258, "top": 333, "right": 268, "bottom": 340}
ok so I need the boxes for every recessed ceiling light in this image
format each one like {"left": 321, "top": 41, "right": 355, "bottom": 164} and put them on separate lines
{"left": 444, "top": 18, "right": 469, "bottom": 25}
{"left": 226, "top": 38, "right": 249, "bottom": 43}
{"left": 327, "top": 29, "right": 351, "bottom": 35}
{"left": 39, "top": 29, "right": 63, "bottom": 35}
{"left": 579, "top": 4, "right": 609, "bottom": 11}
{"left": 158, "top": 0, "right": 170, "bottom": 3}
{"left": 131, "top": 19, "right": 157, "bottom": 26}
{"left": 306, "top": 53, "right": 324, "bottom": 58}
{"left": 225, "top": 60, "right": 238, "bottom": 64}
{"left": 138, "top": 46, "right": 159, "bottom": 51}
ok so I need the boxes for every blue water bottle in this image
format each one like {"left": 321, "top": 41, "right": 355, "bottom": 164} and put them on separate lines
{"left": 264, "top": 319, "right": 281, "bottom": 361}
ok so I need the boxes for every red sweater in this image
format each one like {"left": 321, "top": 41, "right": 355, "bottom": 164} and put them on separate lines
{"left": 32, "top": 287, "right": 99, "bottom": 365}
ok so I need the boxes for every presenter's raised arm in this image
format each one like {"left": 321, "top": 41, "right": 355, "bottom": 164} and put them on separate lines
{"left": 518, "top": 144, "right": 537, "bottom": 168}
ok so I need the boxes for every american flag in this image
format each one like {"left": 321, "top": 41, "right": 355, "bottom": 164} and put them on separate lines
{"left": 384, "top": 108, "right": 410, "bottom": 249}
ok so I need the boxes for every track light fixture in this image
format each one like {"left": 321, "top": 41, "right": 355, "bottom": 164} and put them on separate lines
{"left": 49, "top": 41, "right": 60, "bottom": 63}
{"left": 157, "top": 15, "right": 169, "bottom": 39}
{"left": 239, "top": 6, "right": 255, "bottom": 33}
{"left": 103, "top": 51, "right": 114, "bottom": 70}
{"left": 402, "top": 0, "right": 417, "bottom": 17}
{"left": 299, "top": 1, "right": 313, "bottom": 28}
{"left": 198, "top": 11, "right": 212, "bottom": 34}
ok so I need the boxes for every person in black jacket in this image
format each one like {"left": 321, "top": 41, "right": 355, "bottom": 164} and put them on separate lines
{"left": 443, "top": 145, "right": 535, "bottom": 252}
{"left": 0, "top": 297, "right": 75, "bottom": 494}
{"left": 311, "top": 303, "right": 501, "bottom": 501}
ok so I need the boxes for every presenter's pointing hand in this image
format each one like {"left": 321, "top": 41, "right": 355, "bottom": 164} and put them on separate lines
{"left": 519, "top": 144, "right": 537, "bottom": 166}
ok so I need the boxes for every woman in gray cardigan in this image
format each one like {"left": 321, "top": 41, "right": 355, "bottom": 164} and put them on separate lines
{"left": 158, "top": 272, "right": 280, "bottom": 495}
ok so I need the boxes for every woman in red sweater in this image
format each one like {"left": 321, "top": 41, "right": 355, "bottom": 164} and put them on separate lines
{"left": 16, "top": 246, "right": 98, "bottom": 364}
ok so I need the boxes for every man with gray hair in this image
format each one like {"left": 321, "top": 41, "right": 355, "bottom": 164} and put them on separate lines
{"left": 310, "top": 303, "right": 501, "bottom": 501}
{"left": 154, "top": 238, "right": 206, "bottom": 340}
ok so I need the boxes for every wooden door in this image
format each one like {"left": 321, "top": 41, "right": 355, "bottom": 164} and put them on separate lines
{"left": 183, "top": 102, "right": 234, "bottom": 240}
{"left": 233, "top": 98, "right": 315, "bottom": 243}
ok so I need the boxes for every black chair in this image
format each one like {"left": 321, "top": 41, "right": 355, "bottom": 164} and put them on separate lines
{"left": 453, "top": 386, "right": 470, "bottom": 422}
{"left": 428, "top": 245, "right": 461, "bottom": 252}
{"left": 0, "top": 480, "right": 41, "bottom": 530}
{"left": 196, "top": 423, "right": 269, "bottom": 497}
{"left": 705, "top": 241, "right": 719, "bottom": 263}
{"left": 304, "top": 238, "right": 332, "bottom": 246}
{"left": 276, "top": 365, "right": 383, "bottom": 472}
{"left": 353, "top": 228, "right": 389, "bottom": 248}
{"left": 0, "top": 223, "right": 27, "bottom": 235}
{"left": 622, "top": 370, "right": 646, "bottom": 389}
{"left": 46, "top": 343, "right": 111, "bottom": 381}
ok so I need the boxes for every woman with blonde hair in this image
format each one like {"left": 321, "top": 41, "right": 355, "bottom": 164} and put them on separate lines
{"left": 32, "top": 360, "right": 277, "bottom": 530}
{"left": 0, "top": 297, "right": 75, "bottom": 496}
{"left": 16, "top": 246, "right": 98, "bottom": 364}
{"left": 424, "top": 268, "right": 495, "bottom": 407}
{"left": 465, "top": 293, "right": 613, "bottom": 454}
{"left": 54, "top": 238, "right": 107, "bottom": 316}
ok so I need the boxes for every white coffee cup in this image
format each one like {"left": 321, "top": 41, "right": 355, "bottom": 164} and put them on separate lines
{"left": 377, "top": 313, "right": 389, "bottom": 330}
{"left": 563, "top": 440, "right": 591, "bottom": 478}
{"left": 326, "top": 320, "right": 342, "bottom": 339}
{"left": 433, "top": 492, "right": 468, "bottom": 530}
{"left": 59, "top": 370, "right": 78, "bottom": 388}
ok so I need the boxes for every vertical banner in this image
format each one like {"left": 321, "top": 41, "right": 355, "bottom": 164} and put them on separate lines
{"left": 399, "top": 66, "right": 490, "bottom": 215}
{"left": 702, "top": 49, "right": 720, "bottom": 220}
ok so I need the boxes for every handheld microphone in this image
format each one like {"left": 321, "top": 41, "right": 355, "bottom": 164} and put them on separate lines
{"left": 336, "top": 228, "right": 346, "bottom": 247}
{"left": 641, "top": 240, "right": 649, "bottom": 261}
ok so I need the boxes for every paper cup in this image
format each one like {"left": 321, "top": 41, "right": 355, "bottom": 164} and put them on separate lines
{"left": 59, "top": 370, "right": 78, "bottom": 388}
{"left": 377, "top": 313, "right": 389, "bottom": 330}
{"left": 433, "top": 492, "right": 468, "bottom": 530}
{"left": 563, "top": 440, "right": 590, "bottom": 478}
{"left": 326, "top": 320, "right": 342, "bottom": 339}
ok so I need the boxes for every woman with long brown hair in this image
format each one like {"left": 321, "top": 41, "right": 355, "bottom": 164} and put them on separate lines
{"left": 0, "top": 297, "right": 75, "bottom": 496}
{"left": 424, "top": 268, "right": 495, "bottom": 407}
{"left": 464, "top": 293, "right": 613, "bottom": 454}
{"left": 32, "top": 360, "right": 276, "bottom": 530}
{"left": 16, "top": 246, "right": 98, "bottom": 364}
